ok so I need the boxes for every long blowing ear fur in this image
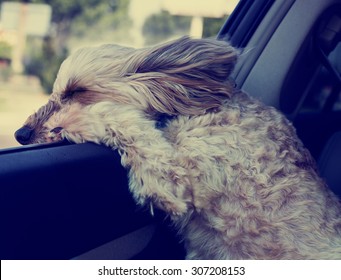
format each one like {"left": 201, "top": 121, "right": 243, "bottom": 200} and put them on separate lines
{"left": 124, "top": 36, "right": 239, "bottom": 116}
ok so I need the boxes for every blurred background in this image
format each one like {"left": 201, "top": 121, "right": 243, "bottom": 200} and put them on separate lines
{"left": 0, "top": 0, "right": 239, "bottom": 148}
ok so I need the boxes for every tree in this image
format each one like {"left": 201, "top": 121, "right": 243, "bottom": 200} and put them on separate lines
{"left": 4, "top": 0, "right": 132, "bottom": 92}
{"left": 24, "top": 36, "right": 67, "bottom": 93}
{"left": 0, "top": 41, "right": 12, "bottom": 81}
{"left": 143, "top": 10, "right": 228, "bottom": 45}
{"left": 143, "top": 11, "right": 191, "bottom": 46}
{"left": 23, "top": 0, "right": 131, "bottom": 51}
{"left": 203, "top": 17, "right": 227, "bottom": 38}
{"left": 0, "top": 41, "right": 12, "bottom": 60}
{"left": 69, "top": 0, "right": 132, "bottom": 48}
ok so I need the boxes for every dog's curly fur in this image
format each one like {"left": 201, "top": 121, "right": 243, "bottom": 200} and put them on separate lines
{"left": 16, "top": 37, "right": 341, "bottom": 259}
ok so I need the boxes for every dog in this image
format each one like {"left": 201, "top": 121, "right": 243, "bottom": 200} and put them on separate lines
{"left": 15, "top": 37, "right": 341, "bottom": 259}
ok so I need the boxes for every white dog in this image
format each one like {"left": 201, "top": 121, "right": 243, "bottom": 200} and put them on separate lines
{"left": 16, "top": 37, "right": 341, "bottom": 259}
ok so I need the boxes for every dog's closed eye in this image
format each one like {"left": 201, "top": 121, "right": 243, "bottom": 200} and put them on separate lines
{"left": 61, "top": 87, "right": 87, "bottom": 103}
{"left": 50, "top": 127, "right": 63, "bottom": 133}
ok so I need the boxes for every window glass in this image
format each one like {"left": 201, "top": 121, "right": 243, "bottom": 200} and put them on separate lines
{"left": 300, "top": 43, "right": 341, "bottom": 113}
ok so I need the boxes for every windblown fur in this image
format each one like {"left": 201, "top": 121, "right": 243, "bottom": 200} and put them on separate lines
{"left": 16, "top": 37, "right": 341, "bottom": 259}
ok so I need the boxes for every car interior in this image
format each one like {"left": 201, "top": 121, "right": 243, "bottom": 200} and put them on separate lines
{"left": 1, "top": 0, "right": 340, "bottom": 259}
{"left": 220, "top": 0, "right": 341, "bottom": 197}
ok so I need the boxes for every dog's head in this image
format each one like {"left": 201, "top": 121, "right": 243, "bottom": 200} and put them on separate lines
{"left": 15, "top": 36, "right": 238, "bottom": 145}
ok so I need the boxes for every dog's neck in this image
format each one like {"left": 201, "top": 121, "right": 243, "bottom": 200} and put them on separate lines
{"left": 155, "top": 114, "right": 176, "bottom": 129}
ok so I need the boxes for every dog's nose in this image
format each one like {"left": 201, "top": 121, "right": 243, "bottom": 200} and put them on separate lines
{"left": 15, "top": 126, "right": 34, "bottom": 145}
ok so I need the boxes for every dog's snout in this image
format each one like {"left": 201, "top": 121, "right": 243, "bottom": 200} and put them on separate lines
{"left": 15, "top": 126, "right": 34, "bottom": 145}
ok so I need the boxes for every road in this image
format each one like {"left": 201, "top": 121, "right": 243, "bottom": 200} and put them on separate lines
{"left": 0, "top": 75, "right": 49, "bottom": 149}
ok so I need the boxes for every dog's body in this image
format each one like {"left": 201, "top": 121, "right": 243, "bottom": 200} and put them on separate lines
{"left": 16, "top": 37, "right": 341, "bottom": 259}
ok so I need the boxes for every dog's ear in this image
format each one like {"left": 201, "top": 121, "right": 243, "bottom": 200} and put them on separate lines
{"left": 124, "top": 36, "right": 238, "bottom": 116}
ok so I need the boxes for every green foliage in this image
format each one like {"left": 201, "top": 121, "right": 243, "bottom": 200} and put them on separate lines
{"left": 0, "top": 41, "right": 12, "bottom": 60}
{"left": 24, "top": 36, "right": 68, "bottom": 93}
{"left": 21, "top": 0, "right": 106, "bottom": 22}
{"left": 0, "top": 41, "right": 12, "bottom": 81}
{"left": 70, "top": 0, "right": 131, "bottom": 43}
{"left": 203, "top": 17, "right": 227, "bottom": 38}
{"left": 143, "top": 11, "right": 228, "bottom": 45}
{"left": 27, "top": 0, "right": 132, "bottom": 41}
{"left": 143, "top": 11, "right": 191, "bottom": 45}
{"left": 5, "top": 0, "right": 131, "bottom": 92}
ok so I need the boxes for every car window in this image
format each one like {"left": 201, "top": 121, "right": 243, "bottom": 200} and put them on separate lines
{"left": 281, "top": 8, "right": 341, "bottom": 117}
{"left": 300, "top": 43, "right": 341, "bottom": 113}
{"left": 0, "top": 0, "right": 240, "bottom": 150}
{"left": 281, "top": 7, "right": 341, "bottom": 159}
